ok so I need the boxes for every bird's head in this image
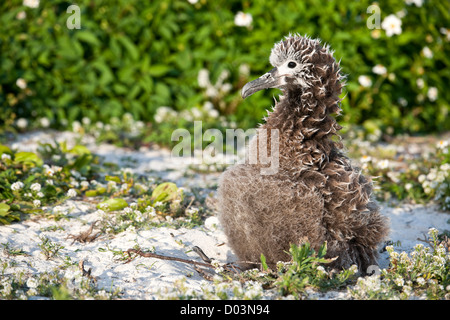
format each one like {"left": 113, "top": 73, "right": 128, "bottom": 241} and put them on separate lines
{"left": 241, "top": 34, "right": 343, "bottom": 100}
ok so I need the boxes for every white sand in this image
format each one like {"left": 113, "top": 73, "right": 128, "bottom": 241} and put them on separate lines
{"left": 1, "top": 130, "right": 449, "bottom": 299}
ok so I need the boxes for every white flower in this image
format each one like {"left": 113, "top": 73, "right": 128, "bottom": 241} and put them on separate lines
{"left": 154, "top": 201, "right": 164, "bottom": 207}
{"left": 360, "top": 155, "right": 372, "bottom": 163}
{"left": 387, "top": 171, "right": 400, "bottom": 183}
{"left": 208, "top": 109, "right": 219, "bottom": 118}
{"left": 381, "top": 14, "right": 402, "bottom": 37}
{"left": 422, "top": 46, "right": 433, "bottom": 58}
{"left": 187, "top": 0, "right": 198, "bottom": 4}
{"left": 439, "top": 28, "right": 450, "bottom": 41}
{"left": 205, "top": 86, "right": 219, "bottom": 98}
{"left": 416, "top": 78, "right": 424, "bottom": 88}
{"left": 372, "top": 64, "right": 387, "bottom": 75}
{"left": 16, "top": 11, "right": 26, "bottom": 20}
{"left": 16, "top": 78, "right": 27, "bottom": 89}
{"left": 405, "top": 0, "right": 423, "bottom": 7}
{"left": 221, "top": 83, "right": 233, "bottom": 93}
{"left": 16, "top": 118, "right": 28, "bottom": 129}
{"left": 82, "top": 117, "right": 91, "bottom": 126}
{"left": 394, "top": 276, "right": 405, "bottom": 287}
{"left": 99, "top": 203, "right": 109, "bottom": 210}
{"left": 30, "top": 183, "right": 41, "bottom": 192}
{"left": 405, "top": 183, "right": 413, "bottom": 191}
{"left": 23, "top": 0, "right": 40, "bottom": 8}
{"left": 190, "top": 107, "right": 203, "bottom": 119}
{"left": 437, "top": 140, "right": 448, "bottom": 150}
{"left": 95, "top": 121, "right": 104, "bottom": 130}
{"left": 123, "top": 207, "right": 133, "bottom": 214}
{"left": 186, "top": 207, "right": 199, "bottom": 215}
{"left": 72, "top": 120, "right": 81, "bottom": 132}
{"left": 239, "top": 63, "right": 250, "bottom": 76}
{"left": 154, "top": 106, "right": 177, "bottom": 123}
{"left": 358, "top": 75, "right": 372, "bottom": 87}
{"left": 80, "top": 181, "right": 89, "bottom": 188}
{"left": 197, "top": 69, "right": 210, "bottom": 88}
{"left": 26, "top": 277, "right": 39, "bottom": 288}
{"left": 316, "top": 266, "right": 326, "bottom": 274}
{"left": 45, "top": 167, "right": 55, "bottom": 176}
{"left": 11, "top": 182, "right": 24, "bottom": 191}
{"left": 234, "top": 11, "right": 253, "bottom": 27}
{"left": 398, "top": 97, "right": 408, "bottom": 107}
{"left": 33, "top": 199, "right": 41, "bottom": 207}
{"left": 37, "top": 192, "right": 44, "bottom": 198}
{"left": 377, "top": 159, "right": 390, "bottom": 169}
{"left": 428, "top": 228, "right": 439, "bottom": 238}
{"left": 427, "top": 87, "right": 438, "bottom": 101}
{"left": 1, "top": 153, "right": 11, "bottom": 161}
{"left": 67, "top": 189, "right": 77, "bottom": 198}
{"left": 416, "top": 277, "right": 426, "bottom": 286}
{"left": 146, "top": 206, "right": 156, "bottom": 216}
{"left": 39, "top": 117, "right": 50, "bottom": 128}
{"left": 203, "top": 101, "right": 214, "bottom": 111}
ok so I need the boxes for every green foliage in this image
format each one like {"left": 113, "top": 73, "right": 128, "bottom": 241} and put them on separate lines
{"left": 0, "top": 141, "right": 102, "bottom": 224}
{"left": 212, "top": 241, "right": 357, "bottom": 299}
{"left": 151, "top": 182, "right": 182, "bottom": 203}
{"left": 350, "top": 228, "right": 450, "bottom": 299}
{"left": 38, "top": 235, "right": 65, "bottom": 260}
{"left": 0, "top": 138, "right": 208, "bottom": 227}
{"left": 97, "top": 198, "right": 128, "bottom": 212}
{"left": 1, "top": 0, "right": 449, "bottom": 139}
{"left": 274, "top": 242, "right": 356, "bottom": 297}
{"left": 350, "top": 136, "right": 450, "bottom": 210}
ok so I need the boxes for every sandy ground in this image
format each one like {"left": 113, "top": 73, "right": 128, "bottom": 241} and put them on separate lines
{"left": 1, "top": 130, "right": 449, "bottom": 299}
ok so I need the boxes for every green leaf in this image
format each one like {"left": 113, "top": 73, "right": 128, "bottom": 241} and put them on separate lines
{"left": 75, "top": 31, "right": 101, "bottom": 47}
{"left": 151, "top": 182, "right": 179, "bottom": 203}
{"left": 85, "top": 187, "right": 106, "bottom": 197}
{"left": 0, "top": 203, "right": 10, "bottom": 217}
{"left": 318, "top": 241, "right": 327, "bottom": 258}
{"left": 69, "top": 154, "right": 93, "bottom": 172}
{"left": 0, "top": 144, "right": 12, "bottom": 156}
{"left": 148, "top": 65, "right": 170, "bottom": 77}
{"left": 14, "top": 152, "right": 43, "bottom": 167}
{"left": 69, "top": 145, "right": 91, "bottom": 156}
{"left": 105, "top": 175, "right": 121, "bottom": 183}
{"left": 260, "top": 253, "right": 268, "bottom": 271}
{"left": 117, "top": 35, "right": 139, "bottom": 61}
{"left": 97, "top": 198, "right": 128, "bottom": 212}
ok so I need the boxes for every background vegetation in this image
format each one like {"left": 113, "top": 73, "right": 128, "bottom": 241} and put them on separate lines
{"left": 1, "top": 0, "right": 450, "bottom": 301}
{"left": 1, "top": 0, "right": 449, "bottom": 140}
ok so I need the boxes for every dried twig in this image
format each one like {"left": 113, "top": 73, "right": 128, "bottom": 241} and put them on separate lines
{"left": 193, "top": 266, "right": 215, "bottom": 281}
{"left": 417, "top": 232, "right": 433, "bottom": 247}
{"left": 78, "top": 260, "right": 97, "bottom": 283}
{"left": 417, "top": 233, "right": 450, "bottom": 252}
{"left": 67, "top": 221, "right": 102, "bottom": 244}
{"left": 123, "top": 246, "right": 248, "bottom": 279}
{"left": 192, "top": 246, "right": 212, "bottom": 263}
{"left": 124, "top": 248, "right": 213, "bottom": 269}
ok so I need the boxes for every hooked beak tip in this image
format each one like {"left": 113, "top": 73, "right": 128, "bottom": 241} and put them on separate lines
{"left": 240, "top": 67, "right": 281, "bottom": 100}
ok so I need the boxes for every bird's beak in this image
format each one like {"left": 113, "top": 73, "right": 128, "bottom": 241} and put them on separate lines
{"left": 241, "top": 67, "right": 284, "bottom": 99}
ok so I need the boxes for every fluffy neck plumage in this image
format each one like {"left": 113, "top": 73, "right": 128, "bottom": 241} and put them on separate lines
{"left": 261, "top": 86, "right": 344, "bottom": 171}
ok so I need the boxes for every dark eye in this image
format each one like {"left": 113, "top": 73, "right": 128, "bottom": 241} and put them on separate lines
{"left": 288, "top": 61, "right": 297, "bottom": 68}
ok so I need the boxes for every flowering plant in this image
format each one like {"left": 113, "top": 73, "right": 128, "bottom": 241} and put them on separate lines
{"left": 1, "top": 0, "right": 448, "bottom": 138}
